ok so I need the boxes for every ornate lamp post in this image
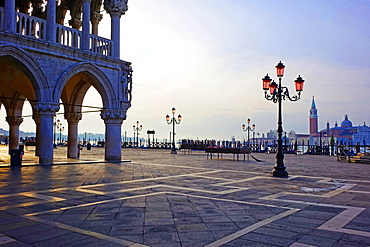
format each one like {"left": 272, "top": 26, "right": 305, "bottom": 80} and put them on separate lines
{"left": 242, "top": 119, "right": 255, "bottom": 147}
{"left": 132, "top": 121, "right": 142, "bottom": 147}
{"left": 262, "top": 61, "right": 305, "bottom": 177}
{"left": 53, "top": 116, "right": 57, "bottom": 149}
{"left": 166, "top": 107, "right": 182, "bottom": 154}
{"left": 57, "top": 120, "right": 64, "bottom": 145}
{"left": 54, "top": 118, "right": 64, "bottom": 148}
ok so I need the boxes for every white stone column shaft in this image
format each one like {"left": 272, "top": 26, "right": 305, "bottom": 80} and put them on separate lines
{"left": 82, "top": 0, "right": 92, "bottom": 50}
{"left": 32, "top": 114, "right": 41, "bottom": 156}
{"left": 46, "top": 0, "right": 56, "bottom": 42}
{"left": 38, "top": 114, "right": 54, "bottom": 164}
{"left": 101, "top": 109, "right": 127, "bottom": 162}
{"left": 111, "top": 13, "right": 121, "bottom": 58}
{"left": 103, "top": 0, "right": 128, "bottom": 58}
{"left": 4, "top": 0, "right": 16, "bottom": 32}
{"left": 6, "top": 116, "right": 23, "bottom": 151}
{"left": 105, "top": 122, "right": 122, "bottom": 161}
{"left": 35, "top": 103, "right": 59, "bottom": 164}
{"left": 68, "top": 123, "right": 79, "bottom": 158}
{"left": 65, "top": 113, "right": 82, "bottom": 159}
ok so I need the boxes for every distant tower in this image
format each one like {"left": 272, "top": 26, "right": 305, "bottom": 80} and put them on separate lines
{"left": 309, "top": 96, "right": 318, "bottom": 134}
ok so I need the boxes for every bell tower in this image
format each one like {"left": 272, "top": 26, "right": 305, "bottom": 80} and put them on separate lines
{"left": 309, "top": 96, "right": 318, "bottom": 134}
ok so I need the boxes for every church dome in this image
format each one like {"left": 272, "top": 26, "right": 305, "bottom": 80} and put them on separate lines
{"left": 341, "top": 115, "right": 352, "bottom": 128}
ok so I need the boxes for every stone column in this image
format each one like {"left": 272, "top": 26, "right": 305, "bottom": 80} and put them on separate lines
{"left": 46, "top": 0, "right": 56, "bottom": 42}
{"left": 6, "top": 116, "right": 23, "bottom": 151}
{"left": 82, "top": 0, "right": 92, "bottom": 50}
{"left": 4, "top": 0, "right": 16, "bottom": 32}
{"left": 101, "top": 109, "right": 127, "bottom": 162}
{"left": 32, "top": 114, "right": 41, "bottom": 156}
{"left": 34, "top": 102, "right": 59, "bottom": 164}
{"left": 65, "top": 113, "right": 82, "bottom": 158}
{"left": 91, "top": 12, "right": 103, "bottom": 35}
{"left": 104, "top": 0, "right": 128, "bottom": 58}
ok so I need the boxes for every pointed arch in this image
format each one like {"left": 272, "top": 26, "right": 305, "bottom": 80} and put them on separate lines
{"left": 0, "top": 44, "right": 51, "bottom": 102}
{"left": 54, "top": 62, "right": 117, "bottom": 109}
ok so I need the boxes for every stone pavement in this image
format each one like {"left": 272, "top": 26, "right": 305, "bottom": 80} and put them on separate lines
{"left": 0, "top": 146, "right": 369, "bottom": 246}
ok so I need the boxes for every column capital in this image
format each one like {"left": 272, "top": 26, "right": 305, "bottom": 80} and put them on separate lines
{"left": 68, "top": 18, "right": 82, "bottom": 29}
{"left": 101, "top": 109, "right": 127, "bottom": 124}
{"left": 104, "top": 0, "right": 128, "bottom": 16}
{"left": 92, "top": 11, "right": 103, "bottom": 24}
{"left": 64, "top": 113, "right": 82, "bottom": 125}
{"left": 34, "top": 102, "right": 60, "bottom": 116}
{"left": 6, "top": 116, "right": 23, "bottom": 125}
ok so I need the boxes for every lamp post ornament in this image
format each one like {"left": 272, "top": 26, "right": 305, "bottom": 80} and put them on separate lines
{"left": 166, "top": 107, "right": 182, "bottom": 154}
{"left": 132, "top": 121, "right": 142, "bottom": 147}
{"left": 262, "top": 61, "right": 305, "bottom": 177}
{"left": 242, "top": 118, "right": 255, "bottom": 147}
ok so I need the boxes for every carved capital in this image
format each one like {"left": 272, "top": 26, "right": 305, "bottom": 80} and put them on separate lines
{"left": 6, "top": 116, "right": 23, "bottom": 125}
{"left": 69, "top": 18, "right": 82, "bottom": 29}
{"left": 64, "top": 113, "right": 83, "bottom": 125}
{"left": 92, "top": 12, "right": 103, "bottom": 24}
{"left": 104, "top": 0, "right": 128, "bottom": 16}
{"left": 34, "top": 102, "right": 60, "bottom": 116}
{"left": 101, "top": 109, "right": 126, "bottom": 124}
{"left": 120, "top": 101, "right": 131, "bottom": 111}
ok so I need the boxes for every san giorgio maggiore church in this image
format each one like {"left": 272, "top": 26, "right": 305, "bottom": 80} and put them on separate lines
{"left": 308, "top": 96, "right": 370, "bottom": 145}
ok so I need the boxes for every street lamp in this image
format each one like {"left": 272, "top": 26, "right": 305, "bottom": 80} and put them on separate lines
{"left": 262, "top": 61, "right": 305, "bottom": 177}
{"left": 57, "top": 120, "right": 64, "bottom": 145}
{"left": 53, "top": 116, "right": 57, "bottom": 149}
{"left": 166, "top": 107, "right": 182, "bottom": 154}
{"left": 241, "top": 118, "right": 255, "bottom": 147}
{"left": 53, "top": 118, "right": 63, "bottom": 148}
{"left": 133, "top": 121, "right": 142, "bottom": 147}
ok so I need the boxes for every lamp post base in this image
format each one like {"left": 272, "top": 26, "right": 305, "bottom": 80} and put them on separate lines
{"left": 271, "top": 166, "right": 288, "bottom": 177}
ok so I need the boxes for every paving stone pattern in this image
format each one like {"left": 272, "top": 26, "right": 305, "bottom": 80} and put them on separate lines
{"left": 0, "top": 147, "right": 369, "bottom": 246}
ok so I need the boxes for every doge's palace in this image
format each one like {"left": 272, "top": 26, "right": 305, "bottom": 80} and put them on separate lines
{"left": 0, "top": 0, "right": 132, "bottom": 164}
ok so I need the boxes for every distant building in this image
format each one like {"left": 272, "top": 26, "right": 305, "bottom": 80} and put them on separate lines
{"left": 309, "top": 97, "right": 370, "bottom": 145}
{"left": 309, "top": 96, "right": 318, "bottom": 134}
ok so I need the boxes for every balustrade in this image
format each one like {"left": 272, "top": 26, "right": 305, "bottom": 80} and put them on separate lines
{"left": 90, "top": 34, "right": 112, "bottom": 56}
{"left": 56, "top": 24, "right": 81, "bottom": 48}
{"left": 0, "top": 8, "right": 113, "bottom": 57}
{"left": 16, "top": 12, "right": 46, "bottom": 39}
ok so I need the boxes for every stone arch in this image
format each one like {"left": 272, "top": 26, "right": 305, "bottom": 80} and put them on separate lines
{"left": 0, "top": 44, "right": 51, "bottom": 103}
{"left": 54, "top": 62, "right": 117, "bottom": 110}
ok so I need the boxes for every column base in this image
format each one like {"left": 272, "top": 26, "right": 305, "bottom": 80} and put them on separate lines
{"left": 105, "top": 154, "right": 122, "bottom": 162}
{"left": 39, "top": 157, "right": 53, "bottom": 165}
{"left": 271, "top": 166, "right": 289, "bottom": 177}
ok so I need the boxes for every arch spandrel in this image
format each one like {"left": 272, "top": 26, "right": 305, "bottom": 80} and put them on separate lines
{"left": 55, "top": 62, "right": 118, "bottom": 110}
{"left": 0, "top": 45, "right": 51, "bottom": 103}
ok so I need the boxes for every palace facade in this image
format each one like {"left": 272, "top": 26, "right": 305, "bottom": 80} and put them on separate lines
{"left": 0, "top": 0, "right": 132, "bottom": 164}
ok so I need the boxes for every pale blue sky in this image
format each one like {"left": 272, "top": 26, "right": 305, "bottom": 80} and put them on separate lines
{"left": 1, "top": 0, "right": 369, "bottom": 141}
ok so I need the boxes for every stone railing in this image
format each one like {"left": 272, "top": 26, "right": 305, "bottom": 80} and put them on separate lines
{"left": 16, "top": 12, "right": 46, "bottom": 40}
{"left": 56, "top": 24, "right": 81, "bottom": 49}
{"left": 90, "top": 34, "right": 112, "bottom": 56}
{"left": 0, "top": 8, "right": 113, "bottom": 56}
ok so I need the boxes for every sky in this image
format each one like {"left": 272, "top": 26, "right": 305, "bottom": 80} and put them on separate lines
{"left": 1, "top": 0, "right": 370, "bottom": 141}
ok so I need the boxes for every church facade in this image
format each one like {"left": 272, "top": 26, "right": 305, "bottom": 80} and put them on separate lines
{"left": 309, "top": 97, "right": 370, "bottom": 145}
{"left": 0, "top": 0, "right": 132, "bottom": 164}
